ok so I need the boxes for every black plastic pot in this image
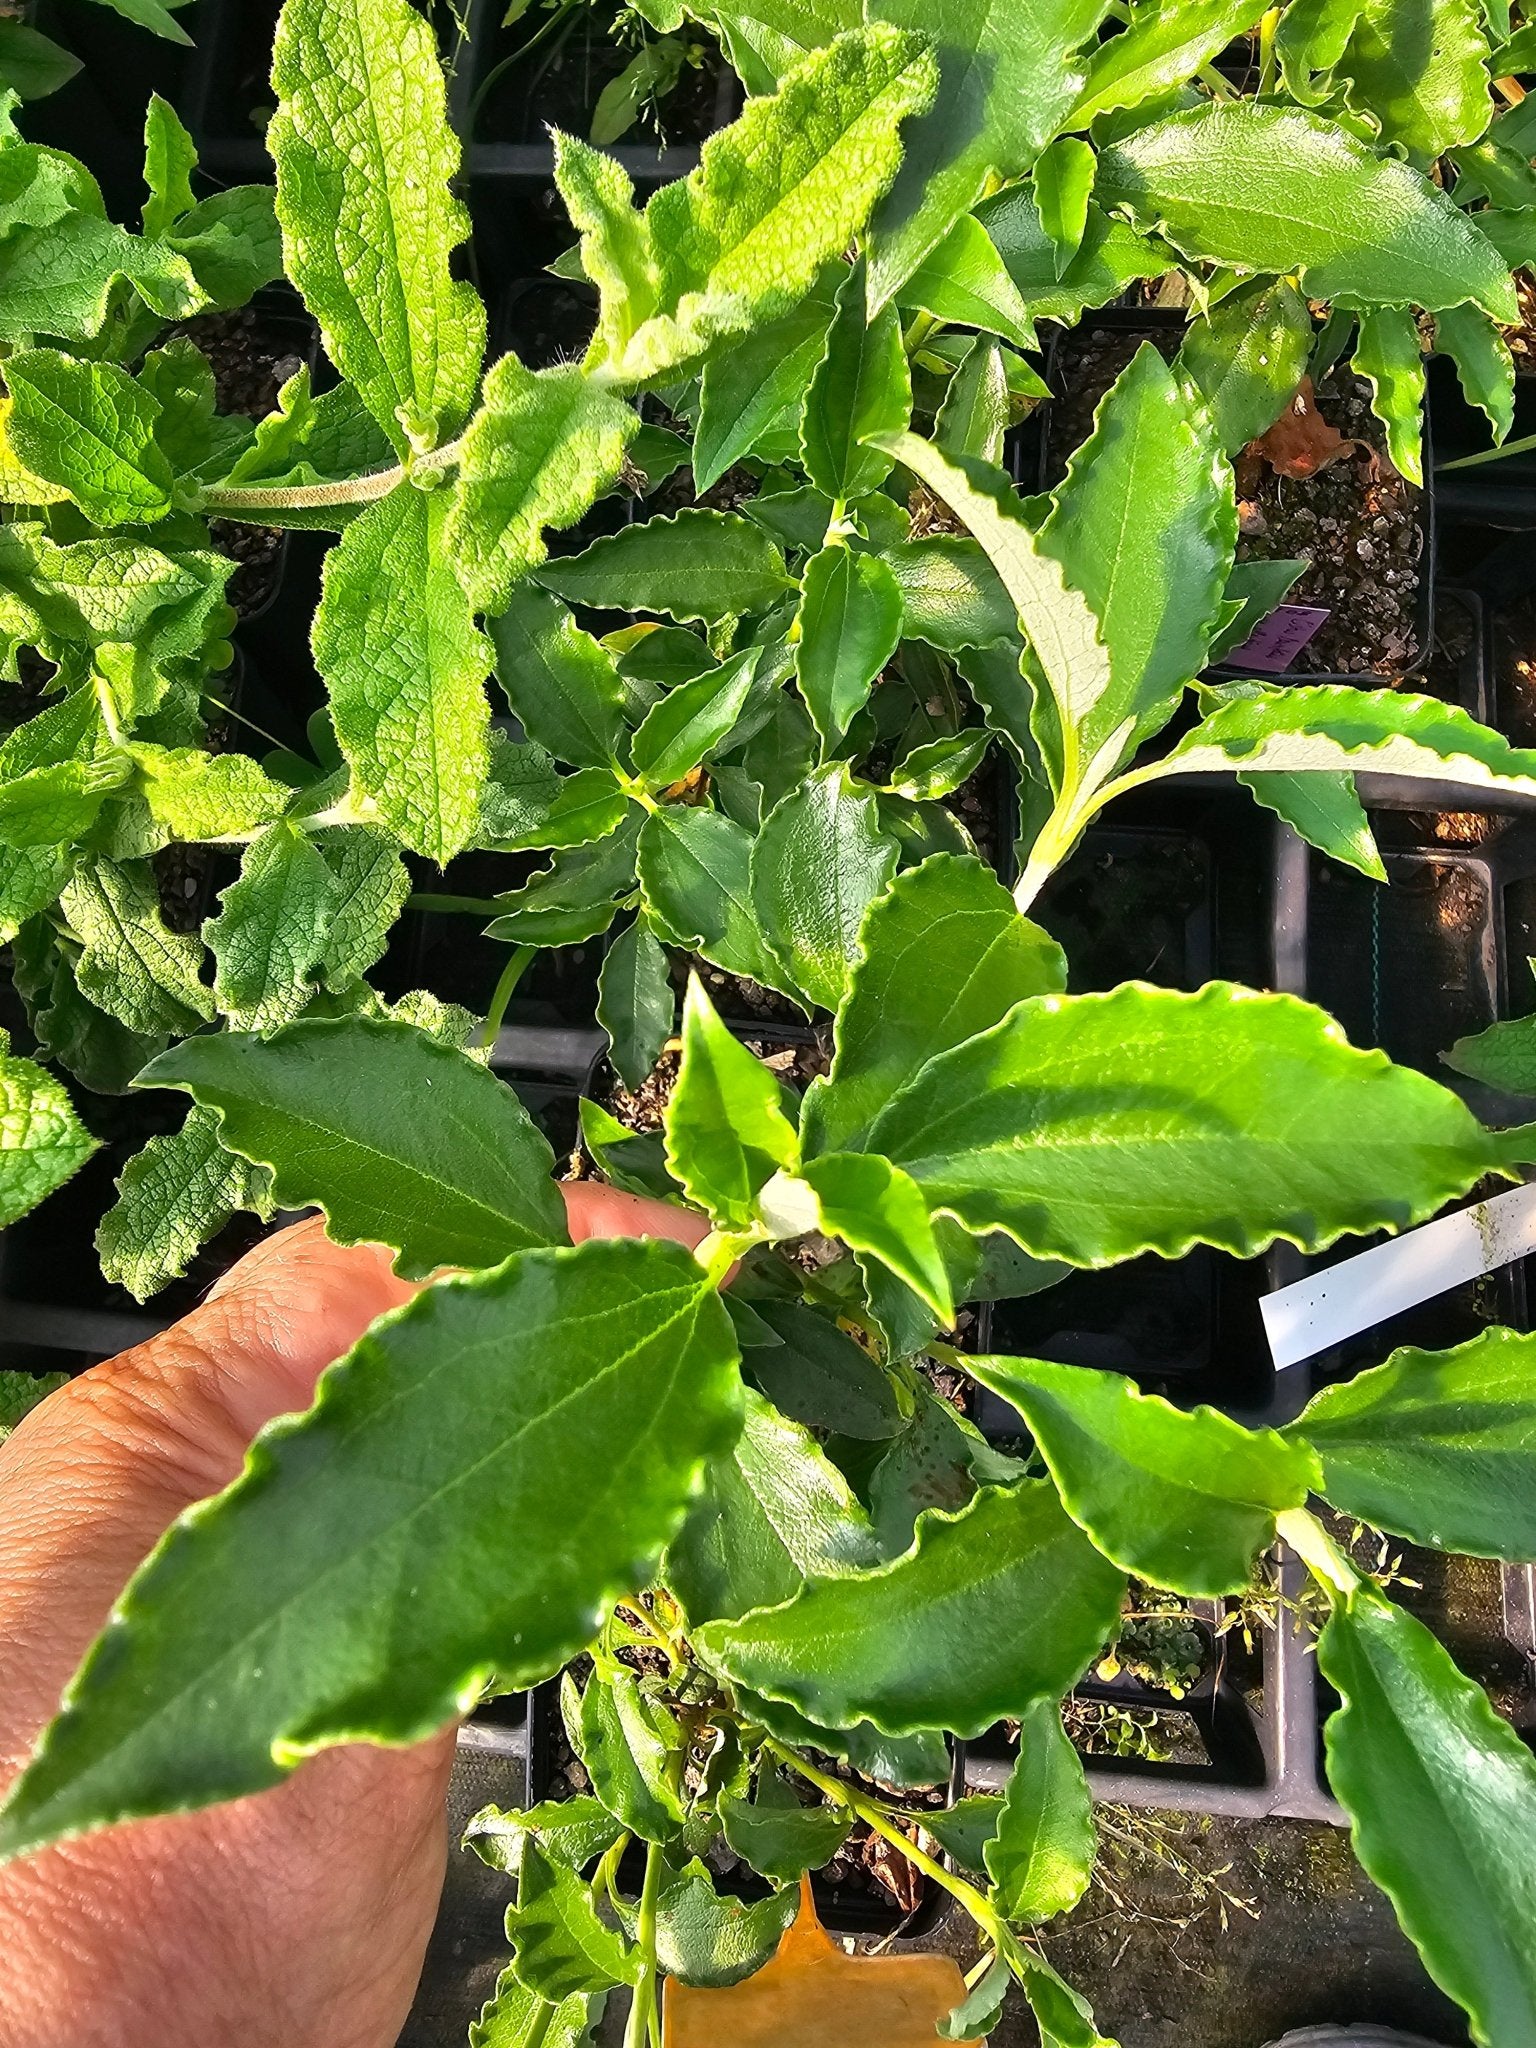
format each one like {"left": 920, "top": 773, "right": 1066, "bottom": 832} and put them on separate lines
{"left": 1429, "top": 353, "right": 1536, "bottom": 530}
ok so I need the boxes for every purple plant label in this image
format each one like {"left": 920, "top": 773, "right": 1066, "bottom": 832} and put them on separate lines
{"left": 1226, "top": 604, "right": 1331, "bottom": 673}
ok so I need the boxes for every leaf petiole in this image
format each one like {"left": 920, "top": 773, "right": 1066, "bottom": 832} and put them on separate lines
{"left": 623, "top": 1837, "right": 665, "bottom": 2048}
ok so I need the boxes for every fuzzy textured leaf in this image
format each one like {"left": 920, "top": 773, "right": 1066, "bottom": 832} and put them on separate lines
{"left": 61, "top": 856, "right": 212, "bottom": 1037}
{"left": 5, "top": 351, "right": 173, "bottom": 527}
{"left": 204, "top": 824, "right": 342, "bottom": 1034}
{"left": 96, "top": 1105, "right": 273, "bottom": 1302}
{"left": 0, "top": 1038, "right": 97, "bottom": 1228}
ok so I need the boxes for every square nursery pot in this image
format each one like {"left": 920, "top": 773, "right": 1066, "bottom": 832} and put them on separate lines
{"left": 1428, "top": 342, "right": 1536, "bottom": 531}
{"left": 1039, "top": 307, "right": 1436, "bottom": 687}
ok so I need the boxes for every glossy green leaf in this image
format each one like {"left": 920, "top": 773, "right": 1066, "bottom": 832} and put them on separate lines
{"left": 899, "top": 213, "right": 1038, "bottom": 348}
{"left": 886, "top": 728, "right": 992, "bottom": 801}
{"left": 1240, "top": 769, "right": 1385, "bottom": 883}
{"left": 865, "top": 0, "right": 1112, "bottom": 306}
{"left": 695, "top": 1481, "right": 1126, "bottom": 1737}
{"left": 1034, "top": 137, "right": 1096, "bottom": 277}
{"left": 720, "top": 1769, "right": 852, "bottom": 1878}
{"left": 0, "top": 1239, "right": 742, "bottom": 1863}
{"left": 1335, "top": 0, "right": 1494, "bottom": 158}
{"left": 61, "top": 855, "right": 212, "bottom": 1037}
{"left": 509, "top": 1841, "right": 638, "bottom": 1998}
{"left": 694, "top": 278, "right": 838, "bottom": 491}
{"left": 0, "top": 20, "right": 82, "bottom": 99}
{"left": 313, "top": 485, "right": 491, "bottom": 864}
{"left": 665, "top": 1383, "right": 883, "bottom": 1624}
{"left": 0, "top": 1036, "right": 97, "bottom": 1228}
{"left": 985, "top": 1697, "right": 1095, "bottom": 1923}
{"left": 1208, "top": 557, "right": 1308, "bottom": 662}
{"left": 537, "top": 510, "right": 791, "bottom": 627}
{"left": 1040, "top": 341, "right": 1235, "bottom": 767}
{"left": 747, "top": 1299, "right": 906, "bottom": 1440}
{"left": 923, "top": 1794, "right": 1005, "bottom": 1873}
{"left": 463, "top": 1797, "right": 623, "bottom": 1877}
{"left": 1433, "top": 304, "right": 1516, "bottom": 445}
{"left": 633, "top": 649, "right": 759, "bottom": 788}
{"left": 665, "top": 975, "right": 799, "bottom": 1231}
{"left": 447, "top": 359, "right": 638, "bottom": 617}
{"left": 482, "top": 823, "right": 639, "bottom": 946}
{"left": 1290, "top": 1328, "right": 1536, "bottom": 1559}
{"left": 804, "top": 853, "right": 1065, "bottom": 1157}
{"left": 1354, "top": 306, "right": 1425, "bottom": 486}
{"left": 648, "top": 1860, "right": 797, "bottom": 1987}
{"left": 871, "top": 981, "right": 1510, "bottom": 1265}
{"left": 637, "top": 805, "right": 790, "bottom": 995}
{"left": 1071, "top": 0, "right": 1268, "bottom": 123}
{"left": 800, "top": 1152, "right": 952, "bottom": 1321}
{"left": 938, "top": 1953, "right": 1010, "bottom": 2040}
{"left": 138, "top": 1015, "right": 566, "bottom": 1279}
{"left": 972, "top": 1354, "right": 1320, "bottom": 1594}
{"left": 799, "top": 258, "right": 911, "bottom": 501}
{"left": 796, "top": 546, "right": 903, "bottom": 757}
{"left": 575, "top": 1669, "right": 685, "bottom": 1843}
{"left": 1178, "top": 278, "right": 1314, "bottom": 452}
{"left": 979, "top": 186, "right": 1181, "bottom": 326}
{"left": 5, "top": 351, "right": 173, "bottom": 527}
{"left": 1318, "top": 1583, "right": 1536, "bottom": 2048}
{"left": 935, "top": 336, "right": 1011, "bottom": 466}
{"left": 598, "top": 917, "right": 674, "bottom": 1091}
{"left": 96, "top": 1105, "right": 273, "bottom": 1303}
{"left": 269, "top": 0, "right": 484, "bottom": 453}
{"left": 204, "top": 823, "right": 341, "bottom": 1034}
{"left": 1095, "top": 103, "right": 1517, "bottom": 319}
{"left": 878, "top": 537, "right": 1014, "bottom": 653}
{"left": 489, "top": 588, "right": 627, "bottom": 774}
{"left": 750, "top": 765, "right": 897, "bottom": 1011}
{"left": 86, "top": 0, "right": 192, "bottom": 39}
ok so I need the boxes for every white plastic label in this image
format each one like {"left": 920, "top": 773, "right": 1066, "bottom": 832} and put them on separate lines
{"left": 1260, "top": 1181, "right": 1536, "bottom": 1370}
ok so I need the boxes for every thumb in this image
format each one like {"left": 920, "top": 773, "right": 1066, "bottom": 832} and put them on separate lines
{"left": 0, "top": 1216, "right": 416, "bottom": 1778}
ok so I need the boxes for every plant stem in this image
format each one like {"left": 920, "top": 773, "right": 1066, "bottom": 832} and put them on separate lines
{"left": 407, "top": 892, "right": 512, "bottom": 916}
{"left": 523, "top": 2001, "right": 557, "bottom": 2048}
{"left": 624, "top": 1839, "right": 665, "bottom": 2048}
{"left": 764, "top": 1739, "right": 1012, "bottom": 1950}
{"left": 477, "top": 945, "right": 535, "bottom": 1049}
{"left": 1258, "top": 6, "right": 1280, "bottom": 93}
{"left": 198, "top": 437, "right": 463, "bottom": 520}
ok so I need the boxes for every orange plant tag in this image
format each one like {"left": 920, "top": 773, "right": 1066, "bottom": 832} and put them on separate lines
{"left": 663, "top": 1875, "right": 980, "bottom": 2048}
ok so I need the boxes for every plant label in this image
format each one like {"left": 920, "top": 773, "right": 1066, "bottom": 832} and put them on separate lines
{"left": 1227, "top": 604, "right": 1332, "bottom": 671}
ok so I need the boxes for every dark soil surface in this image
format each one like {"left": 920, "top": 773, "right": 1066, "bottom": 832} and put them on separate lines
{"left": 1504, "top": 270, "right": 1536, "bottom": 378}
{"left": 475, "top": 3, "right": 732, "bottom": 147}
{"left": 1046, "top": 326, "right": 1424, "bottom": 677}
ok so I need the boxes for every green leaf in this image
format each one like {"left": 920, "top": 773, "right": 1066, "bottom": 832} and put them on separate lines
{"left": 313, "top": 485, "right": 491, "bottom": 864}
{"left": 489, "top": 587, "right": 627, "bottom": 774}
{"left": 537, "top": 510, "right": 792, "bottom": 628}
{"left": 137, "top": 1015, "right": 567, "bottom": 1279}
{"left": 1240, "top": 769, "right": 1385, "bottom": 883}
{"left": 871, "top": 982, "right": 1509, "bottom": 1265}
{"left": 509, "top": 1841, "right": 638, "bottom": 1998}
{"left": 575, "top": 1669, "right": 685, "bottom": 1842}
{"left": 924, "top": 1794, "right": 1005, "bottom": 1874}
{"left": 0, "top": 21, "right": 82, "bottom": 100}
{"left": 96, "top": 1105, "right": 273, "bottom": 1303}
{"left": 1039, "top": 341, "right": 1235, "bottom": 768}
{"left": 886, "top": 728, "right": 992, "bottom": 800}
{"left": 0, "top": 1037, "right": 97, "bottom": 1227}
{"left": 470, "top": 1977, "right": 597, "bottom": 2048}
{"left": 0, "top": 758, "right": 125, "bottom": 847}
{"left": 800, "top": 1152, "right": 952, "bottom": 1321}
{"left": 899, "top": 212, "right": 1038, "bottom": 348}
{"left": 0, "top": 1239, "right": 742, "bottom": 1864}
{"left": 1208, "top": 557, "right": 1308, "bottom": 662}
{"left": 694, "top": 279, "right": 838, "bottom": 491}
{"left": 61, "top": 855, "right": 212, "bottom": 1036}
{"left": 1354, "top": 307, "right": 1425, "bottom": 486}
{"left": 315, "top": 825, "right": 411, "bottom": 986}
{"left": 720, "top": 1769, "right": 852, "bottom": 1878}
{"left": 800, "top": 256, "right": 912, "bottom": 500}
{"left": 1148, "top": 682, "right": 1536, "bottom": 802}
{"left": 1433, "top": 304, "right": 1515, "bottom": 445}
{"left": 1034, "top": 138, "right": 1097, "bottom": 277}
{"left": 166, "top": 187, "right": 285, "bottom": 314}
{"left": 220, "top": 366, "right": 394, "bottom": 507}
{"left": 0, "top": 219, "right": 199, "bottom": 344}
{"left": 593, "top": 24, "right": 938, "bottom": 383}
{"left": 864, "top": 0, "right": 1112, "bottom": 305}
{"left": 269, "top": 0, "right": 484, "bottom": 453}
{"left": 984, "top": 1698, "right": 1095, "bottom": 1923}
{"left": 447, "top": 359, "right": 638, "bottom": 616}
{"left": 463, "top": 1797, "right": 623, "bottom": 1876}
{"left": 11, "top": 920, "right": 164, "bottom": 1096}
{"left": 1335, "top": 0, "right": 1494, "bottom": 158}
{"left": 650, "top": 1861, "right": 797, "bottom": 1987}
{"left": 1445, "top": 1004, "right": 1536, "bottom": 1094}
{"left": 804, "top": 853, "right": 1065, "bottom": 1157}
{"left": 666, "top": 1382, "right": 883, "bottom": 1623}
{"left": 979, "top": 185, "right": 1180, "bottom": 326}
{"left": 142, "top": 94, "right": 197, "bottom": 239}
{"left": 1095, "top": 103, "right": 1518, "bottom": 319}
{"left": 1290, "top": 1327, "right": 1536, "bottom": 1559}
{"left": 878, "top": 537, "right": 1014, "bottom": 654}
{"left": 87, "top": 0, "right": 193, "bottom": 40}
{"left": 204, "top": 823, "right": 342, "bottom": 1034}
{"left": 130, "top": 746, "right": 289, "bottom": 844}
{"left": 633, "top": 649, "right": 759, "bottom": 788}
{"left": 598, "top": 917, "right": 674, "bottom": 1090}
{"left": 750, "top": 765, "right": 897, "bottom": 1011}
{"left": 1073, "top": 0, "right": 1266, "bottom": 121}
{"left": 796, "top": 546, "right": 903, "bottom": 757}
{"left": 1318, "top": 1583, "right": 1536, "bottom": 2048}
{"left": 0, "top": 1368, "right": 69, "bottom": 1438}
{"left": 1178, "top": 278, "right": 1314, "bottom": 452}
{"left": 665, "top": 974, "right": 799, "bottom": 1230}
{"left": 638, "top": 805, "right": 794, "bottom": 996}
{"left": 938, "top": 1952, "right": 1011, "bottom": 2040}
{"left": 5, "top": 351, "right": 174, "bottom": 527}
{"left": 935, "top": 336, "right": 1011, "bottom": 466}
{"left": 972, "top": 1354, "right": 1320, "bottom": 1595}
{"left": 696, "top": 1481, "right": 1125, "bottom": 1737}
{"left": 747, "top": 1299, "right": 907, "bottom": 1440}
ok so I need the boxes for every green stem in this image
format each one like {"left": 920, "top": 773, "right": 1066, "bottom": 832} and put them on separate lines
{"left": 765, "top": 1740, "right": 1012, "bottom": 1950}
{"left": 407, "top": 892, "right": 511, "bottom": 916}
{"left": 1258, "top": 5, "right": 1280, "bottom": 93}
{"left": 477, "top": 945, "right": 535, "bottom": 1049}
{"left": 1198, "top": 59, "right": 1235, "bottom": 97}
{"left": 523, "top": 2002, "right": 557, "bottom": 2048}
{"left": 624, "top": 1839, "right": 665, "bottom": 2048}
{"left": 591, "top": 1831, "right": 631, "bottom": 1912}
{"left": 197, "top": 437, "right": 462, "bottom": 520}
{"left": 902, "top": 308, "right": 940, "bottom": 357}
{"left": 1439, "top": 429, "right": 1536, "bottom": 472}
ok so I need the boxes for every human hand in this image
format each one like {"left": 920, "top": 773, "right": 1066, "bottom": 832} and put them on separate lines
{"left": 0, "top": 1185, "right": 709, "bottom": 2048}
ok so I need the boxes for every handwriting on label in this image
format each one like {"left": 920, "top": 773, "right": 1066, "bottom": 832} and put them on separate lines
{"left": 1227, "top": 604, "right": 1332, "bottom": 672}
